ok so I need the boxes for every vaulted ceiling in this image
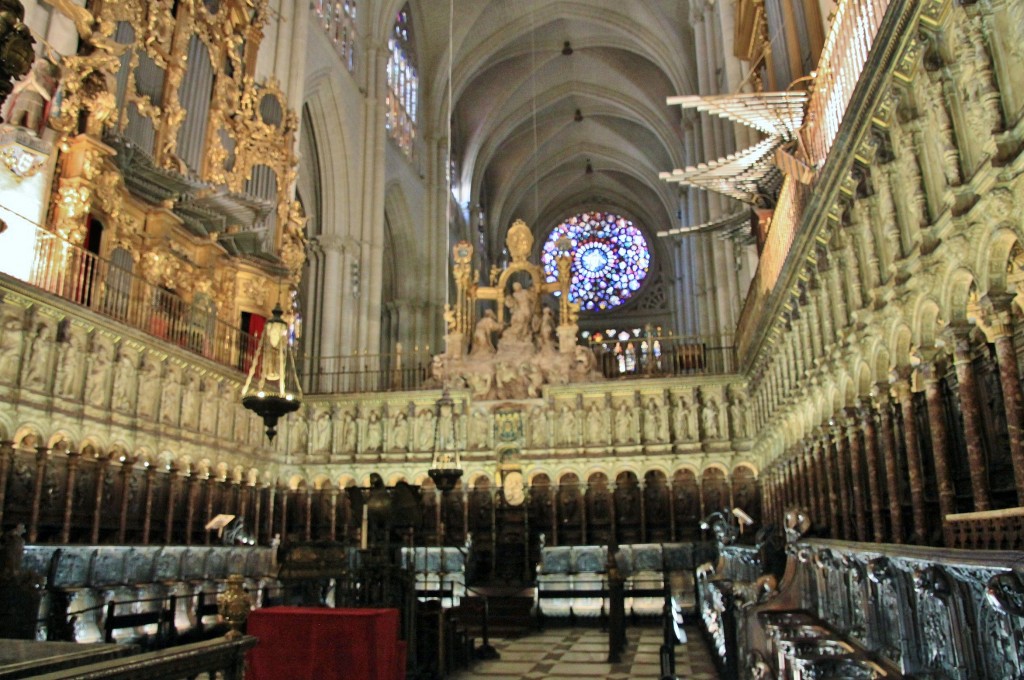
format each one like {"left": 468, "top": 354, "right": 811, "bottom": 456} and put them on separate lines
{"left": 415, "top": 0, "right": 697, "bottom": 260}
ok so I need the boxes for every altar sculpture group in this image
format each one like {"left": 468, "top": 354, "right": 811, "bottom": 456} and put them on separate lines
{"left": 430, "top": 220, "right": 600, "bottom": 400}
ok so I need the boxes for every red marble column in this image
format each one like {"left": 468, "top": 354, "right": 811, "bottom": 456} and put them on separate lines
{"left": 0, "top": 441, "right": 14, "bottom": 530}
{"left": 796, "top": 449, "right": 810, "bottom": 511}
{"left": 204, "top": 478, "right": 216, "bottom": 545}
{"left": 821, "top": 429, "right": 840, "bottom": 537}
{"left": 60, "top": 450, "right": 81, "bottom": 543}
{"left": 875, "top": 385, "right": 904, "bottom": 543}
{"left": 141, "top": 464, "right": 156, "bottom": 545}
{"left": 844, "top": 408, "right": 868, "bottom": 542}
{"left": 892, "top": 371, "right": 927, "bottom": 544}
{"left": 164, "top": 465, "right": 178, "bottom": 545}
{"left": 804, "top": 442, "right": 821, "bottom": 528}
{"left": 811, "top": 438, "right": 828, "bottom": 529}
{"left": 950, "top": 329, "right": 990, "bottom": 510}
{"left": 27, "top": 445, "right": 48, "bottom": 543}
{"left": 832, "top": 420, "right": 852, "bottom": 540}
{"left": 118, "top": 457, "right": 135, "bottom": 543}
{"left": 982, "top": 302, "right": 1024, "bottom": 505}
{"left": 859, "top": 399, "right": 885, "bottom": 543}
{"left": 252, "top": 482, "right": 263, "bottom": 545}
{"left": 184, "top": 472, "right": 199, "bottom": 546}
{"left": 304, "top": 488, "right": 313, "bottom": 541}
{"left": 919, "top": 358, "right": 957, "bottom": 533}
{"left": 91, "top": 454, "right": 110, "bottom": 544}
{"left": 328, "top": 487, "right": 338, "bottom": 541}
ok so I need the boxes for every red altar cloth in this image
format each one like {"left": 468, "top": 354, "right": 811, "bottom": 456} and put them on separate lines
{"left": 246, "top": 607, "right": 405, "bottom": 680}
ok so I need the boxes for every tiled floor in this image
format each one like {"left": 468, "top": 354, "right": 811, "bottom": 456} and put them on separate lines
{"left": 451, "top": 624, "right": 719, "bottom": 679}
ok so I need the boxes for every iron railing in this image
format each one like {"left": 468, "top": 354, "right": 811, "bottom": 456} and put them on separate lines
{"left": 6, "top": 223, "right": 257, "bottom": 373}
{"left": 590, "top": 333, "right": 737, "bottom": 379}
{"left": 299, "top": 349, "right": 435, "bottom": 395}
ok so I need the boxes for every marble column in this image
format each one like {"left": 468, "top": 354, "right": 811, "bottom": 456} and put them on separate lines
{"left": 875, "top": 385, "right": 904, "bottom": 542}
{"left": 27, "top": 446, "right": 48, "bottom": 543}
{"left": 805, "top": 442, "right": 823, "bottom": 528}
{"left": 328, "top": 487, "right": 338, "bottom": 541}
{"left": 0, "top": 442, "right": 13, "bottom": 531}
{"left": 252, "top": 482, "right": 263, "bottom": 545}
{"left": 832, "top": 420, "right": 853, "bottom": 540}
{"left": 142, "top": 464, "right": 156, "bottom": 545}
{"left": 60, "top": 450, "right": 81, "bottom": 543}
{"left": 892, "top": 370, "right": 927, "bottom": 544}
{"left": 184, "top": 472, "right": 199, "bottom": 546}
{"left": 821, "top": 429, "right": 840, "bottom": 537}
{"left": 919, "top": 356, "right": 957, "bottom": 529}
{"left": 859, "top": 399, "right": 885, "bottom": 543}
{"left": 980, "top": 300, "right": 1024, "bottom": 504}
{"left": 91, "top": 454, "right": 110, "bottom": 544}
{"left": 164, "top": 465, "right": 178, "bottom": 545}
{"left": 844, "top": 408, "right": 868, "bottom": 542}
{"left": 950, "top": 329, "right": 990, "bottom": 510}
{"left": 117, "top": 457, "right": 135, "bottom": 543}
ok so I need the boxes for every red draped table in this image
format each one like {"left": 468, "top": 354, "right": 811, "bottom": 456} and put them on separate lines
{"left": 246, "top": 607, "right": 405, "bottom": 680}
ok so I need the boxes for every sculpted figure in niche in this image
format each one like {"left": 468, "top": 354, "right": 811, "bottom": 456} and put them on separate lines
{"left": 137, "top": 354, "right": 161, "bottom": 419}
{"left": 55, "top": 327, "right": 85, "bottom": 398}
{"left": 85, "top": 340, "right": 114, "bottom": 407}
{"left": 471, "top": 309, "right": 501, "bottom": 357}
{"left": 529, "top": 406, "right": 549, "bottom": 448}
{"left": 614, "top": 401, "right": 634, "bottom": 445}
{"left": 417, "top": 409, "right": 435, "bottom": 451}
{"left": 0, "top": 312, "right": 25, "bottom": 384}
{"left": 111, "top": 348, "right": 137, "bottom": 412}
{"left": 728, "top": 387, "right": 748, "bottom": 439}
{"left": 22, "top": 320, "right": 53, "bottom": 390}
{"left": 586, "top": 403, "right": 606, "bottom": 445}
{"left": 290, "top": 413, "right": 308, "bottom": 453}
{"left": 557, "top": 403, "right": 576, "bottom": 447}
{"left": 180, "top": 372, "right": 199, "bottom": 428}
{"left": 159, "top": 364, "right": 182, "bottom": 425}
{"left": 341, "top": 409, "right": 358, "bottom": 452}
{"left": 643, "top": 397, "right": 668, "bottom": 443}
{"left": 314, "top": 408, "right": 332, "bottom": 452}
{"left": 700, "top": 393, "right": 720, "bottom": 440}
{"left": 470, "top": 409, "right": 489, "bottom": 449}
{"left": 391, "top": 410, "right": 409, "bottom": 451}
{"left": 365, "top": 410, "right": 383, "bottom": 452}
{"left": 199, "top": 378, "right": 218, "bottom": 434}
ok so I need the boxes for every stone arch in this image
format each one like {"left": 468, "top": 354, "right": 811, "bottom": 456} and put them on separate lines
{"left": 287, "top": 475, "right": 306, "bottom": 490}
{"left": 889, "top": 323, "right": 914, "bottom": 369}
{"left": 912, "top": 296, "right": 943, "bottom": 350}
{"left": 981, "top": 226, "right": 1023, "bottom": 296}
{"left": 312, "top": 474, "right": 332, "bottom": 489}
{"left": 854, "top": 360, "right": 874, "bottom": 398}
{"left": 943, "top": 267, "right": 978, "bottom": 325}
{"left": 338, "top": 474, "right": 357, "bottom": 488}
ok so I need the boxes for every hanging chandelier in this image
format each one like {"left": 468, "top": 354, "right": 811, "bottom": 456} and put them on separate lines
{"left": 241, "top": 304, "right": 302, "bottom": 441}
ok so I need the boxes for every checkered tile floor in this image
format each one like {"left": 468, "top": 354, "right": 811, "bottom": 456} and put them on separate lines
{"left": 451, "top": 625, "right": 719, "bottom": 679}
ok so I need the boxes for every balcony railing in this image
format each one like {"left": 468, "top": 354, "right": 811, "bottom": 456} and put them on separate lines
{"left": 736, "top": 0, "right": 896, "bottom": 361}
{"left": 590, "top": 333, "right": 736, "bottom": 379}
{"left": 3, "top": 222, "right": 257, "bottom": 373}
{"left": 299, "top": 348, "right": 435, "bottom": 395}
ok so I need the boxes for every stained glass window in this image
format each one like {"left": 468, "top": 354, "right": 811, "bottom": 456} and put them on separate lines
{"left": 313, "top": 0, "right": 356, "bottom": 71}
{"left": 385, "top": 5, "right": 417, "bottom": 157}
{"left": 541, "top": 211, "right": 651, "bottom": 312}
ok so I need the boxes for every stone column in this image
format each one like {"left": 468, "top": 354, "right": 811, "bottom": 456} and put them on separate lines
{"left": 205, "top": 478, "right": 217, "bottom": 546}
{"left": 328, "top": 487, "right": 338, "bottom": 541}
{"left": 804, "top": 442, "right": 821, "bottom": 528}
{"left": 252, "top": 482, "right": 263, "bottom": 546}
{"left": 859, "top": 399, "right": 885, "bottom": 543}
{"left": 892, "top": 370, "right": 928, "bottom": 544}
{"left": 60, "top": 449, "right": 81, "bottom": 543}
{"left": 949, "top": 328, "right": 990, "bottom": 510}
{"left": 919, "top": 356, "right": 957, "bottom": 530}
{"left": 977, "top": 298, "right": 1024, "bottom": 504}
{"left": 304, "top": 488, "right": 313, "bottom": 541}
{"left": 875, "top": 385, "right": 904, "bottom": 542}
{"left": 844, "top": 408, "right": 868, "bottom": 542}
{"left": 832, "top": 419, "right": 852, "bottom": 540}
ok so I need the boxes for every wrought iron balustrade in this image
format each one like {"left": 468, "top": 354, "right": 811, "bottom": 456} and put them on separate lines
{"left": 590, "top": 332, "right": 736, "bottom": 379}
{"left": 299, "top": 349, "right": 434, "bottom": 394}
{"left": 2, "top": 222, "right": 257, "bottom": 373}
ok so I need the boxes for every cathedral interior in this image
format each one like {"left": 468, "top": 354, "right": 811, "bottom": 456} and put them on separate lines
{"left": 0, "top": 0, "right": 1023, "bottom": 677}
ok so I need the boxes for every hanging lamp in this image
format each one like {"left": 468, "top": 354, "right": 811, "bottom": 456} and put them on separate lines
{"left": 241, "top": 304, "right": 302, "bottom": 441}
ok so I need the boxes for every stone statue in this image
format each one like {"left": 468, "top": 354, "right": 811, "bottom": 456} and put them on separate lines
{"left": 417, "top": 409, "right": 435, "bottom": 451}
{"left": 529, "top": 406, "right": 549, "bottom": 448}
{"left": 586, "top": 403, "right": 605, "bottom": 445}
{"left": 365, "top": 409, "right": 382, "bottom": 452}
{"left": 111, "top": 348, "right": 137, "bottom": 412}
{"left": 180, "top": 372, "right": 199, "bottom": 428}
{"left": 159, "top": 364, "right": 180, "bottom": 425}
{"left": 137, "top": 354, "right": 162, "bottom": 420}
{"left": 676, "top": 394, "right": 695, "bottom": 441}
{"left": 537, "top": 306, "right": 557, "bottom": 352}
{"left": 643, "top": 397, "right": 668, "bottom": 443}
{"left": 85, "top": 339, "right": 113, "bottom": 407}
{"left": 470, "top": 309, "right": 501, "bottom": 356}
{"left": 557, "top": 403, "right": 576, "bottom": 446}
{"left": 504, "top": 281, "right": 538, "bottom": 343}
{"left": 728, "top": 390, "right": 748, "bottom": 439}
{"left": 470, "top": 409, "right": 489, "bottom": 449}
{"left": 701, "top": 396, "right": 720, "bottom": 440}
{"left": 290, "top": 413, "right": 308, "bottom": 454}
{"left": 5, "top": 57, "right": 59, "bottom": 135}
{"left": 614, "top": 401, "right": 634, "bottom": 444}
{"left": 21, "top": 320, "right": 52, "bottom": 390}
{"left": 391, "top": 411, "right": 409, "bottom": 451}
{"left": 54, "top": 327, "right": 84, "bottom": 399}
{"left": 0, "top": 312, "right": 24, "bottom": 384}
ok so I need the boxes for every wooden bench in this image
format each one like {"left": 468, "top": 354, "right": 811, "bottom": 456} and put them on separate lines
{"left": 104, "top": 595, "right": 177, "bottom": 648}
